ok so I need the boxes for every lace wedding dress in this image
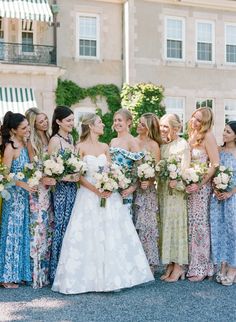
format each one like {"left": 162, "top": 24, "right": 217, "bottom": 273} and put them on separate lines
{"left": 52, "top": 154, "right": 154, "bottom": 294}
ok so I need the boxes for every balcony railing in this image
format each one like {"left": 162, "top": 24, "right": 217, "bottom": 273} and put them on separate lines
{"left": 0, "top": 42, "right": 56, "bottom": 66}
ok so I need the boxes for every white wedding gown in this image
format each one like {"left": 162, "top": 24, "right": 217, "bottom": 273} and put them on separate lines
{"left": 52, "top": 154, "right": 154, "bottom": 294}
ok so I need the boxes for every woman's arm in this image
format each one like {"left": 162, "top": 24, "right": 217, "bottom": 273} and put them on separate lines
{"left": 48, "top": 137, "right": 60, "bottom": 155}
{"left": 27, "top": 140, "right": 35, "bottom": 161}
{"left": 201, "top": 131, "right": 219, "bottom": 185}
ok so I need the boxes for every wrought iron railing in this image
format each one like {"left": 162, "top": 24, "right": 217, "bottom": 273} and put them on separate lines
{"left": 0, "top": 42, "right": 56, "bottom": 66}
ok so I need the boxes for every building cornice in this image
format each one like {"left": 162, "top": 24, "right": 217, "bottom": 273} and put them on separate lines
{"left": 145, "top": 0, "right": 236, "bottom": 12}
{"left": 93, "top": 0, "right": 125, "bottom": 4}
{"left": 0, "top": 63, "right": 65, "bottom": 76}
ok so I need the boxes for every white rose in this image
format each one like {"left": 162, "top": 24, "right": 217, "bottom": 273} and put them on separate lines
{"left": 221, "top": 173, "right": 229, "bottom": 184}
{"left": 219, "top": 166, "right": 226, "bottom": 172}
{"left": 168, "top": 164, "right": 177, "bottom": 172}
{"left": 213, "top": 176, "right": 221, "bottom": 185}
{"left": 169, "top": 171, "right": 177, "bottom": 179}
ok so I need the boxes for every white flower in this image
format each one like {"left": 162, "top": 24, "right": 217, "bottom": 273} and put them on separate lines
{"left": 169, "top": 171, "right": 177, "bottom": 179}
{"left": 33, "top": 156, "right": 39, "bottom": 163}
{"left": 25, "top": 163, "right": 34, "bottom": 170}
{"left": 28, "top": 177, "right": 39, "bottom": 188}
{"left": 16, "top": 172, "right": 25, "bottom": 180}
{"left": 0, "top": 175, "right": 4, "bottom": 181}
{"left": 220, "top": 173, "right": 229, "bottom": 184}
{"left": 219, "top": 166, "right": 226, "bottom": 172}
{"left": 34, "top": 170, "right": 43, "bottom": 179}
{"left": 167, "top": 164, "right": 177, "bottom": 172}
{"left": 0, "top": 183, "right": 4, "bottom": 192}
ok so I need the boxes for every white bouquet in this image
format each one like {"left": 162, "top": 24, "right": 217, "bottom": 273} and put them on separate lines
{"left": 213, "top": 165, "right": 233, "bottom": 193}
{"left": 137, "top": 152, "right": 156, "bottom": 181}
{"left": 23, "top": 162, "right": 43, "bottom": 188}
{"left": 0, "top": 163, "right": 14, "bottom": 200}
{"left": 43, "top": 153, "right": 65, "bottom": 179}
{"left": 156, "top": 156, "right": 181, "bottom": 194}
{"left": 94, "top": 165, "right": 119, "bottom": 207}
{"left": 182, "top": 162, "right": 208, "bottom": 186}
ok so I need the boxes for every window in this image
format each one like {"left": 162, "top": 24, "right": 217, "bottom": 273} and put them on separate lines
{"left": 22, "top": 20, "right": 34, "bottom": 53}
{"left": 165, "top": 17, "right": 185, "bottom": 60}
{"left": 196, "top": 21, "right": 214, "bottom": 62}
{"left": 225, "top": 24, "right": 236, "bottom": 63}
{"left": 224, "top": 99, "right": 236, "bottom": 123}
{"left": 77, "top": 14, "right": 99, "bottom": 59}
{"left": 196, "top": 99, "right": 213, "bottom": 109}
{"left": 164, "top": 97, "right": 185, "bottom": 132}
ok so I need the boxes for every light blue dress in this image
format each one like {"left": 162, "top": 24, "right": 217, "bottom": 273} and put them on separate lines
{"left": 210, "top": 151, "right": 236, "bottom": 267}
{"left": 0, "top": 147, "right": 31, "bottom": 283}
{"left": 110, "top": 147, "right": 144, "bottom": 210}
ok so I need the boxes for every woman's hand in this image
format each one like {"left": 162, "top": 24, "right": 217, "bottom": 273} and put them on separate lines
{"left": 121, "top": 186, "right": 136, "bottom": 198}
{"left": 169, "top": 180, "right": 177, "bottom": 189}
{"left": 96, "top": 190, "right": 112, "bottom": 198}
{"left": 186, "top": 183, "right": 199, "bottom": 194}
{"left": 41, "top": 177, "right": 56, "bottom": 186}
{"left": 19, "top": 181, "right": 38, "bottom": 193}
{"left": 215, "top": 190, "right": 233, "bottom": 200}
{"left": 141, "top": 180, "right": 152, "bottom": 190}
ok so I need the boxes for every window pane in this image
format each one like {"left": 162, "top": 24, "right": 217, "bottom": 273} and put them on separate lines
{"left": 196, "top": 99, "right": 213, "bottom": 109}
{"left": 165, "top": 97, "right": 185, "bottom": 131}
{"left": 167, "top": 39, "right": 182, "bottom": 59}
{"left": 22, "top": 32, "right": 33, "bottom": 52}
{"left": 226, "top": 44, "right": 236, "bottom": 63}
{"left": 79, "top": 16, "right": 97, "bottom": 39}
{"left": 80, "top": 39, "right": 97, "bottom": 57}
{"left": 167, "top": 19, "right": 182, "bottom": 40}
{"left": 197, "top": 22, "right": 212, "bottom": 42}
{"left": 226, "top": 25, "right": 236, "bottom": 45}
{"left": 197, "top": 42, "right": 212, "bottom": 61}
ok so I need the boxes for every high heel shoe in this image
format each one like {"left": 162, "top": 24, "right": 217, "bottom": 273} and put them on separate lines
{"left": 221, "top": 275, "right": 236, "bottom": 286}
{"left": 160, "top": 263, "right": 174, "bottom": 281}
{"left": 188, "top": 275, "right": 207, "bottom": 282}
{"left": 165, "top": 270, "right": 185, "bottom": 282}
{"left": 215, "top": 272, "right": 226, "bottom": 283}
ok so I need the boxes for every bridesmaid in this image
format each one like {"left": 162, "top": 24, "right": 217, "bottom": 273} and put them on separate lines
{"left": 210, "top": 121, "right": 236, "bottom": 286}
{"left": 0, "top": 112, "right": 37, "bottom": 288}
{"left": 186, "top": 107, "right": 219, "bottom": 281}
{"left": 110, "top": 108, "right": 143, "bottom": 212}
{"left": 158, "top": 114, "right": 190, "bottom": 282}
{"left": 133, "top": 113, "right": 161, "bottom": 273}
{"left": 25, "top": 108, "right": 55, "bottom": 288}
{"left": 48, "top": 106, "right": 79, "bottom": 282}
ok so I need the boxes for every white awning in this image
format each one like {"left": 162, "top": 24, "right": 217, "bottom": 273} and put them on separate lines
{"left": 0, "top": 87, "right": 37, "bottom": 119}
{"left": 0, "top": 0, "right": 53, "bottom": 23}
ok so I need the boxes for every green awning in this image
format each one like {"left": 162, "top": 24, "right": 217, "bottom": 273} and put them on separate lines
{"left": 0, "top": 0, "right": 53, "bottom": 23}
{"left": 0, "top": 87, "right": 37, "bottom": 119}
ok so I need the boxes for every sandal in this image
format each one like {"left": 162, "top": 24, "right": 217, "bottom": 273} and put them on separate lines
{"left": 221, "top": 275, "right": 236, "bottom": 286}
{"left": 1, "top": 283, "right": 19, "bottom": 289}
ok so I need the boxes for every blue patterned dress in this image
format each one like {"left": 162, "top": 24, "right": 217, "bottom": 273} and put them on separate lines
{"left": 0, "top": 147, "right": 31, "bottom": 283}
{"left": 210, "top": 151, "right": 236, "bottom": 267}
{"left": 50, "top": 148, "right": 77, "bottom": 282}
{"left": 110, "top": 147, "right": 144, "bottom": 211}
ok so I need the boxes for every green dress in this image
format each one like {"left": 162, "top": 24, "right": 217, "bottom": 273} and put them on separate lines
{"left": 158, "top": 137, "right": 190, "bottom": 265}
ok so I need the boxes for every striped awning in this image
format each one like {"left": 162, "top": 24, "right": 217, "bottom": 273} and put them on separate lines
{"left": 0, "top": 0, "right": 53, "bottom": 23}
{"left": 0, "top": 87, "right": 37, "bottom": 119}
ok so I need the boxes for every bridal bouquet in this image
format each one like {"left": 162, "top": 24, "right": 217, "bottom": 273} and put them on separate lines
{"left": 23, "top": 161, "right": 43, "bottom": 188}
{"left": 156, "top": 156, "right": 181, "bottom": 194}
{"left": 137, "top": 152, "right": 156, "bottom": 181}
{"left": 182, "top": 162, "right": 208, "bottom": 186}
{"left": 213, "top": 165, "right": 233, "bottom": 193}
{"left": 0, "top": 163, "right": 14, "bottom": 200}
{"left": 94, "top": 165, "right": 119, "bottom": 207}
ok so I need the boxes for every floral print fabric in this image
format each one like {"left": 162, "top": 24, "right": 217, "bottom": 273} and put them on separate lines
{"left": 187, "top": 148, "right": 214, "bottom": 277}
{"left": 210, "top": 151, "right": 236, "bottom": 267}
{"left": 0, "top": 148, "right": 31, "bottom": 283}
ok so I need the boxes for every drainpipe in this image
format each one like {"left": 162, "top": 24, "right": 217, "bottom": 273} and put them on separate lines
{"left": 51, "top": 0, "right": 59, "bottom": 64}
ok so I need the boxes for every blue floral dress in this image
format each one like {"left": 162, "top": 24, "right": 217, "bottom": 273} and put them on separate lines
{"left": 110, "top": 147, "right": 144, "bottom": 211}
{"left": 0, "top": 147, "right": 31, "bottom": 283}
{"left": 210, "top": 151, "right": 236, "bottom": 267}
{"left": 50, "top": 147, "right": 77, "bottom": 282}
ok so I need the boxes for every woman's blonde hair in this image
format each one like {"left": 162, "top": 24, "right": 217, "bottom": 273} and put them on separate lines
{"left": 25, "top": 107, "right": 50, "bottom": 154}
{"left": 188, "top": 107, "right": 214, "bottom": 146}
{"left": 114, "top": 108, "right": 133, "bottom": 128}
{"left": 141, "top": 113, "right": 162, "bottom": 145}
{"left": 160, "top": 113, "right": 182, "bottom": 142}
{"left": 79, "top": 113, "right": 99, "bottom": 142}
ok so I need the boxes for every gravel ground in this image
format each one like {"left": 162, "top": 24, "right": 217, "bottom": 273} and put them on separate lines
{"left": 0, "top": 273, "right": 236, "bottom": 322}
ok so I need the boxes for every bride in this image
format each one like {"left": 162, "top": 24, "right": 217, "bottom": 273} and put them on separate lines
{"left": 52, "top": 113, "right": 154, "bottom": 294}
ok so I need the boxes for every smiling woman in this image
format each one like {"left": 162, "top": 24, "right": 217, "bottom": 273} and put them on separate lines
{"left": 48, "top": 106, "right": 78, "bottom": 282}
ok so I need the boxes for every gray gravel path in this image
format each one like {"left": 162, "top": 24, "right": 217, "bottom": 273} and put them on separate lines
{"left": 0, "top": 274, "right": 236, "bottom": 322}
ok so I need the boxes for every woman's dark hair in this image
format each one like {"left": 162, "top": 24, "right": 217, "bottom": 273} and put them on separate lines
{"left": 1, "top": 111, "right": 26, "bottom": 154}
{"left": 223, "top": 121, "right": 236, "bottom": 146}
{"left": 51, "top": 106, "right": 74, "bottom": 137}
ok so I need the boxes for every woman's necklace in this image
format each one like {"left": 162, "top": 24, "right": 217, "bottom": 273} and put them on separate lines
{"left": 57, "top": 133, "right": 72, "bottom": 144}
